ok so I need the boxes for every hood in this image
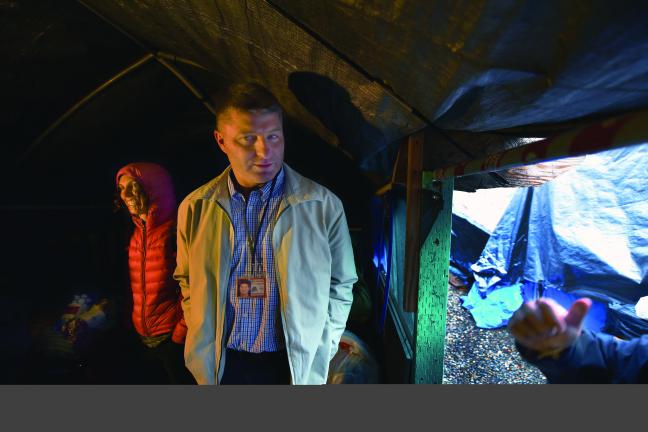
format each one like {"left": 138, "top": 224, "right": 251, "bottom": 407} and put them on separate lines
{"left": 116, "top": 162, "right": 177, "bottom": 228}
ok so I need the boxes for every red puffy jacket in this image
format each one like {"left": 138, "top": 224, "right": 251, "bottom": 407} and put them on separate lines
{"left": 116, "top": 163, "right": 187, "bottom": 343}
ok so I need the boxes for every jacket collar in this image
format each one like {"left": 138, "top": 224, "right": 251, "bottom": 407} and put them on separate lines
{"left": 206, "top": 163, "right": 325, "bottom": 216}
{"left": 227, "top": 166, "right": 285, "bottom": 203}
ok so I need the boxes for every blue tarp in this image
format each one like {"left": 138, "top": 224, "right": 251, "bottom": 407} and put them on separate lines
{"left": 461, "top": 144, "right": 648, "bottom": 338}
{"left": 449, "top": 214, "right": 491, "bottom": 287}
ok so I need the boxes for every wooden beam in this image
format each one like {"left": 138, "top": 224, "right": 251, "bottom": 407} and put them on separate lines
{"left": 403, "top": 131, "right": 424, "bottom": 312}
{"left": 414, "top": 177, "right": 454, "bottom": 384}
{"left": 430, "top": 109, "right": 648, "bottom": 180}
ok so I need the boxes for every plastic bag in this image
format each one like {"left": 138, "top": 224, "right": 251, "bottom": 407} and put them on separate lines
{"left": 328, "top": 330, "right": 380, "bottom": 384}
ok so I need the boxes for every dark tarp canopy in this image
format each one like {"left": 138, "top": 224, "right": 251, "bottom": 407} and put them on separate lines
{"left": 78, "top": 0, "right": 648, "bottom": 179}
{"left": 6, "top": 0, "right": 648, "bottom": 191}
{"left": 273, "top": 0, "right": 648, "bottom": 131}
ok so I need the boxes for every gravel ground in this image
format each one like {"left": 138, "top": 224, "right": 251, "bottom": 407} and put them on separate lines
{"left": 442, "top": 285, "right": 547, "bottom": 384}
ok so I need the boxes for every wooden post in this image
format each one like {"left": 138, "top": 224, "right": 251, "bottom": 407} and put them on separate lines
{"left": 403, "top": 131, "right": 424, "bottom": 312}
{"left": 414, "top": 176, "right": 454, "bottom": 384}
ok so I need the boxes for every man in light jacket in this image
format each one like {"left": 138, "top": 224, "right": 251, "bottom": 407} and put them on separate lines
{"left": 174, "top": 82, "right": 357, "bottom": 384}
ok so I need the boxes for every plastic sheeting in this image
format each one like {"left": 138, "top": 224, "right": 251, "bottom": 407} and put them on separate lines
{"left": 271, "top": 1, "right": 648, "bottom": 132}
{"left": 80, "top": 0, "right": 425, "bottom": 176}
{"left": 449, "top": 214, "right": 490, "bottom": 287}
{"left": 62, "top": 0, "right": 648, "bottom": 179}
{"left": 327, "top": 330, "right": 380, "bottom": 384}
{"left": 462, "top": 282, "right": 524, "bottom": 329}
{"left": 463, "top": 143, "right": 648, "bottom": 337}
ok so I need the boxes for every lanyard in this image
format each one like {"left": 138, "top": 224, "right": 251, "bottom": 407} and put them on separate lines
{"left": 245, "top": 174, "right": 278, "bottom": 274}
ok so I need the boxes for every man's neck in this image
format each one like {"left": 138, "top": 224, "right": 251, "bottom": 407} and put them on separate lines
{"left": 230, "top": 173, "right": 264, "bottom": 199}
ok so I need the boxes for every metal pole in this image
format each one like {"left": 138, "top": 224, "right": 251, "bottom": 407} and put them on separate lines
{"left": 19, "top": 53, "right": 155, "bottom": 163}
{"left": 155, "top": 57, "right": 215, "bottom": 115}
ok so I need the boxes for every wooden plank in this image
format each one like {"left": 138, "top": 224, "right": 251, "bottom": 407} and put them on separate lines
{"left": 430, "top": 109, "right": 648, "bottom": 180}
{"left": 414, "top": 177, "right": 454, "bottom": 384}
{"left": 403, "top": 131, "right": 425, "bottom": 312}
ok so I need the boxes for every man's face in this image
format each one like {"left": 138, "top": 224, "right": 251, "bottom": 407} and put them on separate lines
{"left": 214, "top": 108, "right": 284, "bottom": 188}
{"left": 239, "top": 282, "right": 251, "bottom": 296}
{"left": 118, "top": 175, "right": 148, "bottom": 218}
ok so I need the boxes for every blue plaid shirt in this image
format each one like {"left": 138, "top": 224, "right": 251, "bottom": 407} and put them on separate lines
{"left": 226, "top": 168, "right": 285, "bottom": 352}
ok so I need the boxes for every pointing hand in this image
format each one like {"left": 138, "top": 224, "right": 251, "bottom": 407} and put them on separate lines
{"left": 508, "top": 297, "right": 592, "bottom": 357}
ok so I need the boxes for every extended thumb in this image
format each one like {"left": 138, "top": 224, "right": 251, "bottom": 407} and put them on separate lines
{"left": 565, "top": 298, "right": 592, "bottom": 328}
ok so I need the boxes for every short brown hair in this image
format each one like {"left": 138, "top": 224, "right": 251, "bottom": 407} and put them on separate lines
{"left": 211, "top": 82, "right": 283, "bottom": 128}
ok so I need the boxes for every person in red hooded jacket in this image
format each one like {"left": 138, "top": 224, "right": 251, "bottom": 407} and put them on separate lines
{"left": 115, "top": 162, "right": 194, "bottom": 384}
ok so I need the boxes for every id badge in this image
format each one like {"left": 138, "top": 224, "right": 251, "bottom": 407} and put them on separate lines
{"left": 237, "top": 276, "right": 267, "bottom": 298}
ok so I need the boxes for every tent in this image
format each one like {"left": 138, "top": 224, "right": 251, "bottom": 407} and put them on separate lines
{"left": 3, "top": 0, "right": 648, "bottom": 383}
{"left": 462, "top": 143, "right": 648, "bottom": 338}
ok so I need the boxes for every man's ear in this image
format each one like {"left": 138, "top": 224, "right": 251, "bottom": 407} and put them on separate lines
{"left": 214, "top": 130, "right": 226, "bottom": 152}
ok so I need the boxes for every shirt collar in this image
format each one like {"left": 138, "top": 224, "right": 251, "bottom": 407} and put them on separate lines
{"left": 227, "top": 167, "right": 285, "bottom": 201}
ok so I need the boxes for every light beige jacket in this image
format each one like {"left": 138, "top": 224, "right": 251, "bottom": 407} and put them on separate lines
{"left": 174, "top": 164, "right": 357, "bottom": 384}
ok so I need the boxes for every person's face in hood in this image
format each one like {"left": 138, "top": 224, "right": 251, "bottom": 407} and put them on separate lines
{"left": 118, "top": 175, "right": 149, "bottom": 220}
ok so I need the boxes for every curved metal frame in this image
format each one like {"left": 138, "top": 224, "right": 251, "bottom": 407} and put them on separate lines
{"left": 20, "top": 1, "right": 217, "bottom": 163}
{"left": 19, "top": 53, "right": 154, "bottom": 163}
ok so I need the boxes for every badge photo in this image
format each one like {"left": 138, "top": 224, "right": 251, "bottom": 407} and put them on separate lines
{"left": 237, "top": 278, "right": 253, "bottom": 298}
